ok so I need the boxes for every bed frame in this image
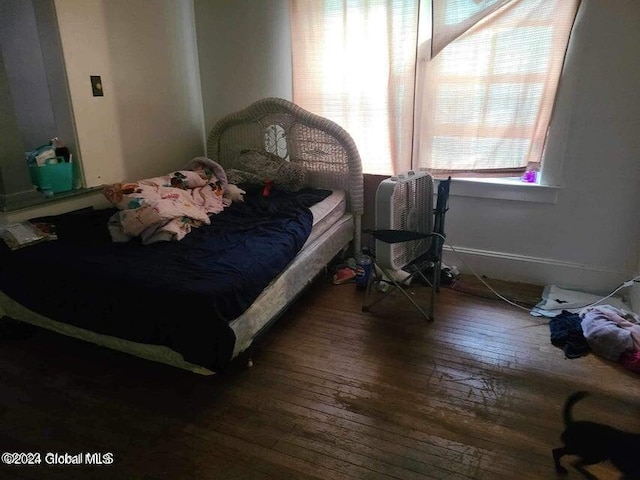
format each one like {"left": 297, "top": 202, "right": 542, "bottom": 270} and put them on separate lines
{"left": 208, "top": 97, "right": 363, "bottom": 252}
{"left": 211, "top": 97, "right": 364, "bottom": 365}
{"left": 0, "top": 98, "right": 364, "bottom": 374}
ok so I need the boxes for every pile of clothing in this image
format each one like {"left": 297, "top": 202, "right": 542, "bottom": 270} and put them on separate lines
{"left": 581, "top": 305, "right": 640, "bottom": 373}
{"left": 549, "top": 304, "right": 640, "bottom": 373}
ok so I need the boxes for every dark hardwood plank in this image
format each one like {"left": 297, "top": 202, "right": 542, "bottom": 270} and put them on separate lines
{"left": 0, "top": 277, "right": 637, "bottom": 480}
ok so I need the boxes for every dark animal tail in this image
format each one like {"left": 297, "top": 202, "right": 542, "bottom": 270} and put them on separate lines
{"left": 563, "top": 391, "right": 589, "bottom": 426}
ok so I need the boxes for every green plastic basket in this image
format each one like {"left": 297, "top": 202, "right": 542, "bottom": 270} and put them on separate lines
{"left": 29, "top": 162, "right": 73, "bottom": 193}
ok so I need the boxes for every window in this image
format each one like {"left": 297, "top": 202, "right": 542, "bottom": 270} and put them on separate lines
{"left": 290, "top": 0, "right": 580, "bottom": 178}
{"left": 416, "top": 0, "right": 580, "bottom": 176}
{"left": 290, "top": 0, "right": 418, "bottom": 174}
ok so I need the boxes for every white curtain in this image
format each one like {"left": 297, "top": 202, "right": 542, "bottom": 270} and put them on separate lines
{"left": 290, "top": 0, "right": 418, "bottom": 174}
{"left": 431, "top": 0, "right": 515, "bottom": 58}
{"left": 290, "top": 0, "right": 580, "bottom": 176}
{"left": 416, "top": 0, "right": 580, "bottom": 176}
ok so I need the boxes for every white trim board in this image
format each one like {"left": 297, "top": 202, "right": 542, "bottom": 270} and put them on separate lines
{"left": 0, "top": 191, "right": 109, "bottom": 225}
{"left": 442, "top": 245, "right": 633, "bottom": 296}
{"left": 436, "top": 178, "right": 560, "bottom": 204}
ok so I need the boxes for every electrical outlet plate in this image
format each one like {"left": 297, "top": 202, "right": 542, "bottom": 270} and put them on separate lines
{"left": 90, "top": 75, "right": 104, "bottom": 97}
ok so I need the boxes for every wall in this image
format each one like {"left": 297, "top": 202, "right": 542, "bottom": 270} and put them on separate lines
{"left": 54, "top": 0, "right": 205, "bottom": 186}
{"left": 194, "top": 0, "right": 292, "bottom": 137}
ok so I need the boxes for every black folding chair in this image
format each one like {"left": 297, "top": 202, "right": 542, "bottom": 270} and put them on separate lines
{"left": 362, "top": 177, "right": 451, "bottom": 321}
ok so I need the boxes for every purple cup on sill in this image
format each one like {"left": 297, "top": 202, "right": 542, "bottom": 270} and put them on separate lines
{"left": 521, "top": 171, "right": 537, "bottom": 183}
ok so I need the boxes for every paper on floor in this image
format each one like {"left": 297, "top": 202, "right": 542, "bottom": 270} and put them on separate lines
{"left": 531, "top": 284, "right": 630, "bottom": 317}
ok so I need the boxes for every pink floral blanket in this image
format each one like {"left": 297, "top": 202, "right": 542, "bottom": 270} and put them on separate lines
{"left": 103, "top": 158, "right": 231, "bottom": 244}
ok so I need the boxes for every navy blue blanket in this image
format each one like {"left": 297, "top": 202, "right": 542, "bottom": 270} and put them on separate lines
{"left": 0, "top": 188, "right": 331, "bottom": 371}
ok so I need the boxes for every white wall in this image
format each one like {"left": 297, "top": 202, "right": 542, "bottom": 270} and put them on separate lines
{"left": 194, "top": 0, "right": 292, "bottom": 136}
{"left": 54, "top": 0, "right": 205, "bottom": 186}
{"left": 440, "top": 0, "right": 640, "bottom": 294}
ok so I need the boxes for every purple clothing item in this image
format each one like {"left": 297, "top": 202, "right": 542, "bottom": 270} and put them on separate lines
{"left": 580, "top": 306, "right": 639, "bottom": 361}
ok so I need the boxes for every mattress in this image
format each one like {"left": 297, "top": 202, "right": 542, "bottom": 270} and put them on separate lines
{"left": 305, "top": 189, "right": 346, "bottom": 248}
{"left": 0, "top": 191, "right": 353, "bottom": 374}
{"left": 230, "top": 212, "right": 352, "bottom": 357}
{"left": 229, "top": 189, "right": 347, "bottom": 357}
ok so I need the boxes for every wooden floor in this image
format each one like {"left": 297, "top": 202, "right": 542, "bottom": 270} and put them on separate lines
{"left": 0, "top": 277, "right": 639, "bottom": 480}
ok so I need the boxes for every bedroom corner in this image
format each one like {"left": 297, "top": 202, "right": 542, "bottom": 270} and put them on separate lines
{"left": 1, "top": 1, "right": 640, "bottom": 479}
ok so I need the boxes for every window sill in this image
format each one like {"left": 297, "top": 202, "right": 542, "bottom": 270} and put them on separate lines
{"left": 441, "top": 177, "right": 559, "bottom": 204}
{"left": 1, "top": 186, "right": 104, "bottom": 214}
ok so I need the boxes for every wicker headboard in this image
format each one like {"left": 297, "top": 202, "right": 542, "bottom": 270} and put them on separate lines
{"left": 207, "top": 97, "right": 364, "bottom": 251}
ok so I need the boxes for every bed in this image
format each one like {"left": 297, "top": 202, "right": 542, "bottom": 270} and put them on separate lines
{"left": 0, "top": 97, "right": 364, "bottom": 374}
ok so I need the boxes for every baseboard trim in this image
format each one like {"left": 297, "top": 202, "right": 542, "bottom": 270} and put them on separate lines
{"left": 442, "top": 245, "right": 632, "bottom": 295}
